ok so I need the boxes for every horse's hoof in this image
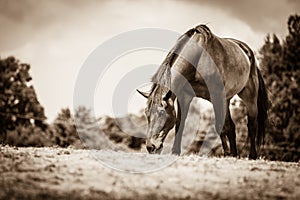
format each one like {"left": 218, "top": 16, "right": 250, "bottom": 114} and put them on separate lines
{"left": 171, "top": 150, "right": 181, "bottom": 156}
{"left": 230, "top": 152, "right": 238, "bottom": 157}
{"left": 223, "top": 151, "right": 231, "bottom": 157}
{"left": 249, "top": 153, "right": 257, "bottom": 160}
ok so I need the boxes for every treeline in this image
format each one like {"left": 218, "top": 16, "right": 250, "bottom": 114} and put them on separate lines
{"left": 0, "top": 56, "right": 98, "bottom": 148}
{"left": 259, "top": 14, "right": 300, "bottom": 161}
{"left": 0, "top": 56, "right": 142, "bottom": 149}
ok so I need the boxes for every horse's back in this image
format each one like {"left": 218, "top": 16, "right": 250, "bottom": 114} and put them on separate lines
{"left": 196, "top": 33, "right": 252, "bottom": 99}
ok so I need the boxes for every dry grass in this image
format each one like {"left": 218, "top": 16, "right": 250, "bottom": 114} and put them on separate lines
{"left": 1, "top": 146, "right": 299, "bottom": 200}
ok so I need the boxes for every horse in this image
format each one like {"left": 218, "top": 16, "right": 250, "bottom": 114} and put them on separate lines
{"left": 137, "top": 24, "right": 268, "bottom": 159}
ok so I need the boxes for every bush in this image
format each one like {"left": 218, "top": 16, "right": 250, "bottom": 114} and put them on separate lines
{"left": 5, "top": 125, "right": 54, "bottom": 147}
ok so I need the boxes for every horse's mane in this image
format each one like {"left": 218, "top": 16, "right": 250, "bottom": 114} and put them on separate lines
{"left": 150, "top": 40, "right": 185, "bottom": 103}
{"left": 149, "top": 56, "right": 172, "bottom": 103}
{"left": 149, "top": 24, "right": 213, "bottom": 103}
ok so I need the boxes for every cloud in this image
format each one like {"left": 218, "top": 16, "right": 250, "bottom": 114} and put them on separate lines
{"left": 0, "top": 0, "right": 104, "bottom": 51}
{"left": 0, "top": 0, "right": 298, "bottom": 52}
{"left": 195, "top": 0, "right": 299, "bottom": 35}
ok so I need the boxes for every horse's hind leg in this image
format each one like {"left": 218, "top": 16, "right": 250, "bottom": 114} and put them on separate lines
{"left": 212, "top": 98, "right": 230, "bottom": 156}
{"left": 238, "top": 75, "right": 259, "bottom": 159}
{"left": 224, "top": 100, "right": 238, "bottom": 156}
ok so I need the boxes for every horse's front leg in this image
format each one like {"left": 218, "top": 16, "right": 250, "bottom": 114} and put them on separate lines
{"left": 172, "top": 95, "right": 192, "bottom": 155}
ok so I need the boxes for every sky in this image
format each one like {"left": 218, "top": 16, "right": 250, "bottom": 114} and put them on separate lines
{"left": 0, "top": 0, "right": 299, "bottom": 122}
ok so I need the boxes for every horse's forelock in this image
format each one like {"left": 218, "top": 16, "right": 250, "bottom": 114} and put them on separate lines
{"left": 147, "top": 84, "right": 167, "bottom": 107}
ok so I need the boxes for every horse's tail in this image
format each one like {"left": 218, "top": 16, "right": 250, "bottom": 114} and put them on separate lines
{"left": 256, "top": 68, "right": 269, "bottom": 148}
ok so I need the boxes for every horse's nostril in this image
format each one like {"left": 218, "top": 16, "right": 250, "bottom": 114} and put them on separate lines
{"left": 146, "top": 144, "right": 156, "bottom": 153}
{"left": 146, "top": 145, "right": 152, "bottom": 153}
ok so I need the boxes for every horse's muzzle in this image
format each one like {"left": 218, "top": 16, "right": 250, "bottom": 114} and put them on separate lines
{"left": 146, "top": 143, "right": 163, "bottom": 154}
{"left": 146, "top": 144, "right": 156, "bottom": 153}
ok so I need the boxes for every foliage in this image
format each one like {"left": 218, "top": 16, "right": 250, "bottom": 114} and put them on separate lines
{"left": 5, "top": 125, "right": 54, "bottom": 147}
{"left": 99, "top": 115, "right": 146, "bottom": 150}
{"left": 0, "top": 56, "right": 47, "bottom": 143}
{"left": 52, "top": 108, "right": 82, "bottom": 148}
{"left": 74, "top": 106, "right": 96, "bottom": 129}
{"left": 73, "top": 106, "right": 122, "bottom": 150}
{"left": 259, "top": 14, "right": 300, "bottom": 160}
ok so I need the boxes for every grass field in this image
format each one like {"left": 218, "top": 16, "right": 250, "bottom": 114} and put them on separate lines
{"left": 1, "top": 146, "right": 299, "bottom": 200}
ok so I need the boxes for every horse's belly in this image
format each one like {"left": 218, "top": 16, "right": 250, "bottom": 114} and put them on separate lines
{"left": 212, "top": 39, "right": 251, "bottom": 99}
{"left": 193, "top": 59, "right": 250, "bottom": 100}
{"left": 223, "top": 56, "right": 251, "bottom": 98}
{"left": 224, "top": 74, "right": 249, "bottom": 98}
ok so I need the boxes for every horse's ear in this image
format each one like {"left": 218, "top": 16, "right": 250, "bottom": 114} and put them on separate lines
{"left": 136, "top": 89, "right": 150, "bottom": 99}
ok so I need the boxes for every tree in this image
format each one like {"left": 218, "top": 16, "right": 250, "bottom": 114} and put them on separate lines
{"left": 52, "top": 108, "right": 82, "bottom": 148}
{"left": 283, "top": 15, "right": 300, "bottom": 72}
{"left": 0, "top": 56, "right": 47, "bottom": 143}
{"left": 259, "top": 14, "right": 300, "bottom": 159}
{"left": 74, "top": 106, "right": 96, "bottom": 129}
{"left": 74, "top": 106, "right": 119, "bottom": 150}
{"left": 283, "top": 15, "right": 300, "bottom": 148}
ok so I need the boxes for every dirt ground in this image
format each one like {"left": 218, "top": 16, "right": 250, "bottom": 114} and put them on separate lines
{"left": 0, "top": 146, "right": 299, "bottom": 200}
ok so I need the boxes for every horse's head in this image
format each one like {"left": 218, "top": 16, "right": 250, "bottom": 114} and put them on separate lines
{"left": 137, "top": 87, "right": 176, "bottom": 154}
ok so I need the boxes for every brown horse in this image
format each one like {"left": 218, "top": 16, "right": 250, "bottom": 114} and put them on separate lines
{"left": 137, "top": 24, "right": 268, "bottom": 159}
